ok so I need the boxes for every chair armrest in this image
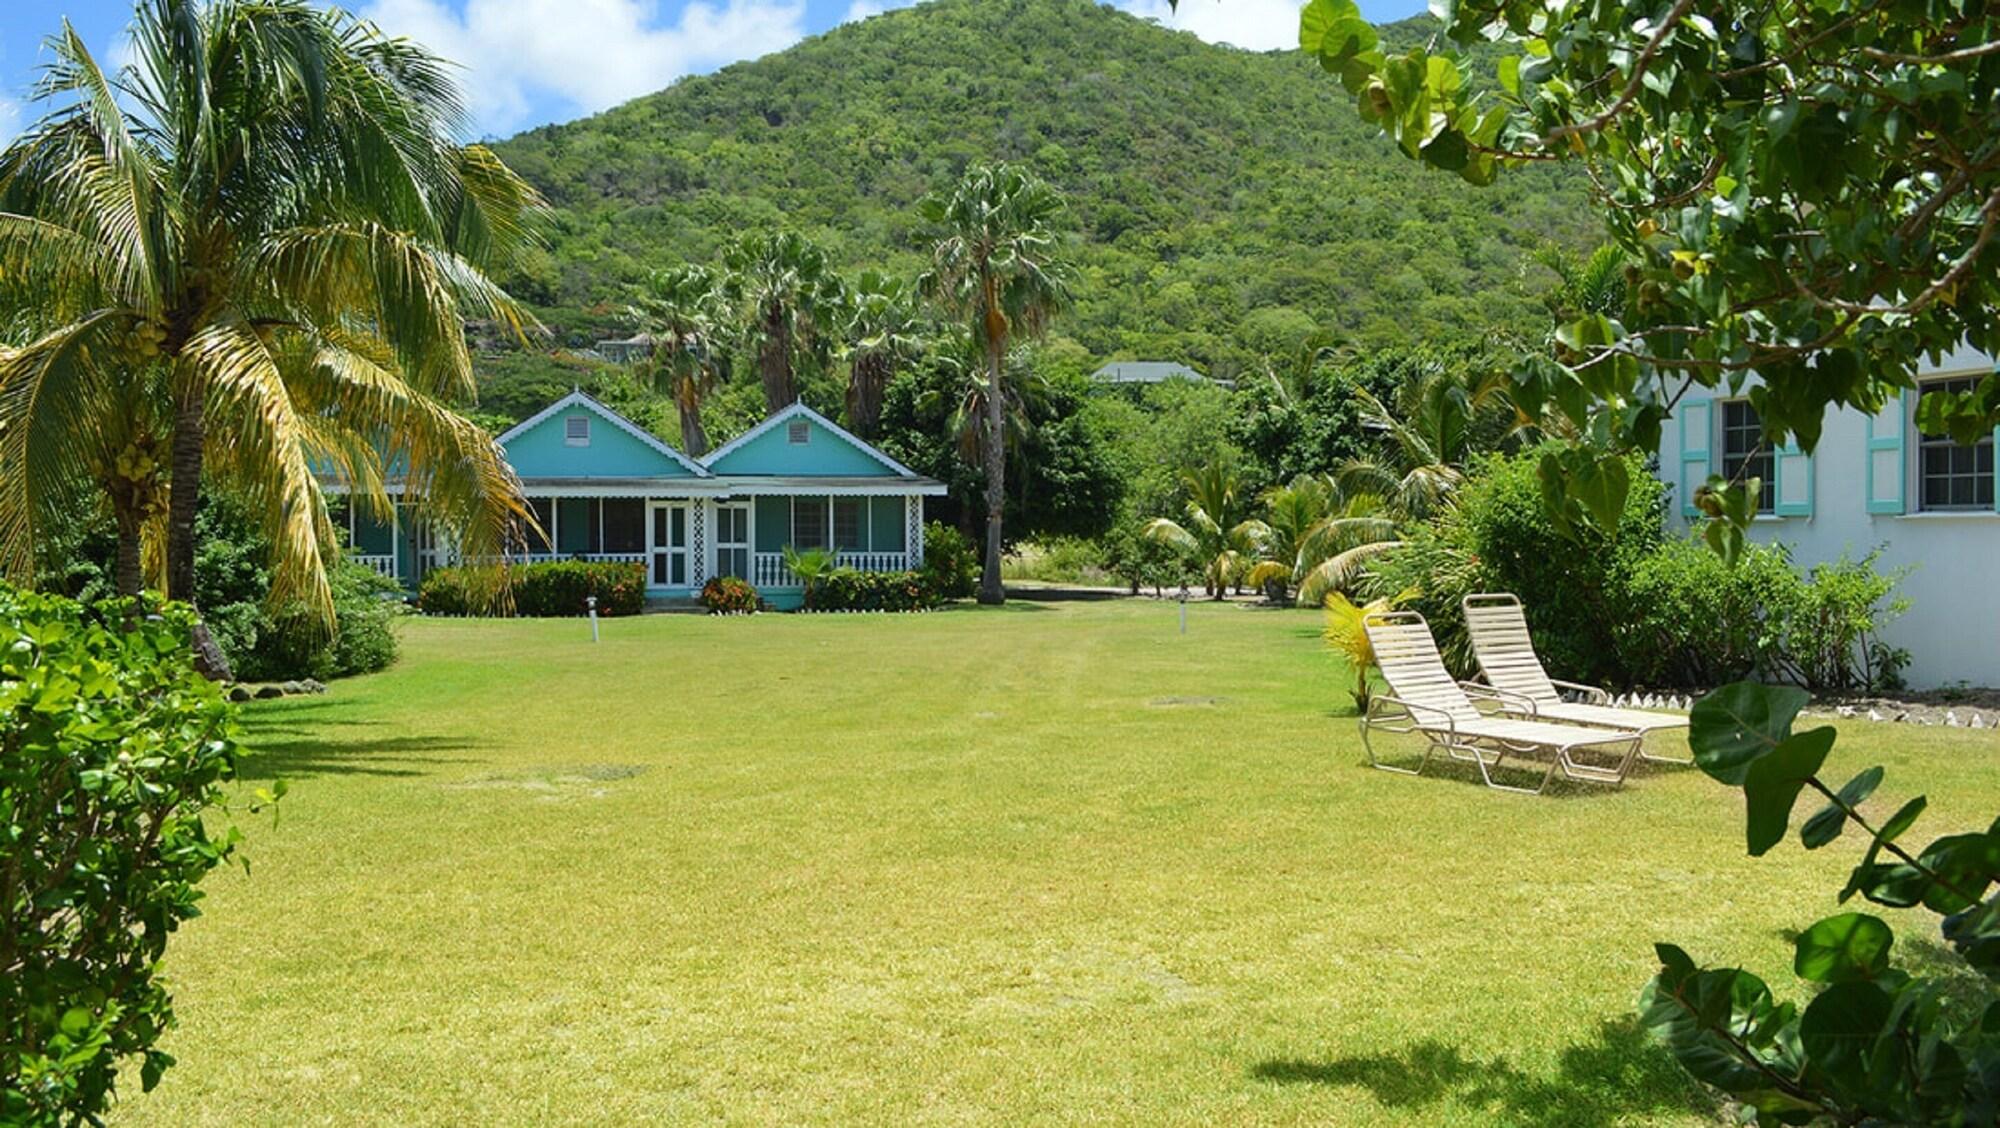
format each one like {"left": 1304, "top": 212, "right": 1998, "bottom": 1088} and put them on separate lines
{"left": 1459, "top": 681, "right": 1539, "bottom": 717}
{"left": 1371, "top": 695, "right": 1456, "bottom": 738}
{"left": 1549, "top": 679, "right": 1610, "bottom": 705}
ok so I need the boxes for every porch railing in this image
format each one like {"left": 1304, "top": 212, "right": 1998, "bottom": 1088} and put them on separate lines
{"left": 352, "top": 554, "right": 397, "bottom": 578}
{"left": 750, "top": 551, "right": 909, "bottom": 588}
{"left": 516, "top": 552, "right": 647, "bottom": 566}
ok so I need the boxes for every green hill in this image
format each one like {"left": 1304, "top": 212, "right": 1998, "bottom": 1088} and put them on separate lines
{"left": 489, "top": 0, "right": 1592, "bottom": 382}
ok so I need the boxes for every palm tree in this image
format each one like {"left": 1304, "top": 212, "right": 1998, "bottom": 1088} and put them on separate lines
{"left": 1323, "top": 587, "right": 1416, "bottom": 712}
{"left": 1144, "top": 463, "right": 1258, "bottom": 599}
{"left": 0, "top": 1, "right": 541, "bottom": 658}
{"left": 920, "top": 163, "right": 1073, "bottom": 605}
{"left": 1337, "top": 360, "right": 1515, "bottom": 522}
{"left": 725, "top": 231, "right": 841, "bottom": 415}
{"left": 1241, "top": 474, "right": 1402, "bottom": 606}
{"left": 630, "top": 264, "right": 728, "bottom": 456}
{"left": 841, "top": 270, "right": 924, "bottom": 440}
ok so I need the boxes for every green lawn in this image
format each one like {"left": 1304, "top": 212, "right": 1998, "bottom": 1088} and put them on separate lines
{"left": 119, "top": 598, "right": 1999, "bottom": 1126}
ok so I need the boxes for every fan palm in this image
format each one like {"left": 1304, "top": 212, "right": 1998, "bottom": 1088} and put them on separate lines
{"left": 920, "top": 163, "right": 1073, "bottom": 604}
{"left": 1240, "top": 474, "right": 1402, "bottom": 606}
{"left": 841, "top": 270, "right": 924, "bottom": 439}
{"left": 630, "top": 264, "right": 728, "bottom": 456}
{"left": 1144, "top": 463, "right": 1257, "bottom": 600}
{"left": 0, "top": 0, "right": 542, "bottom": 647}
{"left": 724, "top": 231, "right": 841, "bottom": 415}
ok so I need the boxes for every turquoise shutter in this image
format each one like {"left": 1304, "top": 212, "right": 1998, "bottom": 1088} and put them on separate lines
{"left": 1773, "top": 436, "right": 1813, "bottom": 517}
{"left": 1864, "top": 391, "right": 1907, "bottom": 515}
{"left": 1678, "top": 398, "right": 1712, "bottom": 517}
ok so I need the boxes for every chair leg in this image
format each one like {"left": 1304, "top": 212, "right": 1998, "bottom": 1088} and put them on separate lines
{"left": 1638, "top": 729, "right": 1694, "bottom": 766}
{"left": 1361, "top": 717, "right": 1427, "bottom": 776}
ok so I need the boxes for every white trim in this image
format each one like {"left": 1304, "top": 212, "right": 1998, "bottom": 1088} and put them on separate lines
{"left": 708, "top": 477, "right": 949, "bottom": 497}
{"left": 699, "top": 401, "right": 924, "bottom": 478}
{"left": 496, "top": 391, "right": 711, "bottom": 478}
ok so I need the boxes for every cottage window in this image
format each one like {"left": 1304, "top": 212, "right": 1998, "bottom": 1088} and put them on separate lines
{"left": 565, "top": 415, "right": 590, "bottom": 446}
{"left": 833, "top": 498, "right": 865, "bottom": 551}
{"left": 601, "top": 498, "right": 645, "bottom": 554}
{"left": 714, "top": 505, "right": 750, "bottom": 579}
{"left": 1719, "top": 400, "right": 1775, "bottom": 513}
{"left": 1916, "top": 377, "right": 1995, "bottom": 511}
{"left": 792, "top": 497, "right": 828, "bottom": 550}
{"left": 787, "top": 420, "right": 810, "bottom": 445}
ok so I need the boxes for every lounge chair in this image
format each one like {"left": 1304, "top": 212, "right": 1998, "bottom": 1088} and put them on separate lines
{"left": 1360, "top": 610, "right": 1644, "bottom": 794}
{"left": 1460, "top": 593, "right": 1691, "bottom": 765}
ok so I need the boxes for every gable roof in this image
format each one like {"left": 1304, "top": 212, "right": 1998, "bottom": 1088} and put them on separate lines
{"left": 700, "top": 401, "right": 922, "bottom": 478}
{"left": 496, "top": 391, "right": 710, "bottom": 478}
{"left": 1091, "top": 360, "right": 1205, "bottom": 384}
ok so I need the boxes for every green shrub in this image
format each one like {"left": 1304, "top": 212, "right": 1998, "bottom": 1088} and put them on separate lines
{"left": 919, "top": 522, "right": 978, "bottom": 600}
{"left": 1, "top": 586, "right": 266, "bottom": 1122}
{"left": 193, "top": 500, "right": 403, "bottom": 682}
{"left": 804, "top": 569, "right": 939, "bottom": 612}
{"left": 700, "top": 576, "right": 759, "bottom": 613}
{"left": 418, "top": 561, "right": 646, "bottom": 617}
{"left": 1617, "top": 539, "right": 1801, "bottom": 688}
{"left": 1099, "top": 522, "right": 1191, "bottom": 595}
{"left": 1001, "top": 537, "right": 1109, "bottom": 584}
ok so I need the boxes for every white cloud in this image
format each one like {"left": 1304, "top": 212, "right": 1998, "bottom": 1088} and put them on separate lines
{"left": 357, "top": 0, "right": 808, "bottom": 135}
{"left": 843, "top": 0, "right": 890, "bottom": 22}
{"left": 1114, "top": 0, "right": 1305, "bottom": 51}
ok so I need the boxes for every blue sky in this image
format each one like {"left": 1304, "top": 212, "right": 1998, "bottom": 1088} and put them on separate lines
{"left": 0, "top": 0, "right": 1427, "bottom": 141}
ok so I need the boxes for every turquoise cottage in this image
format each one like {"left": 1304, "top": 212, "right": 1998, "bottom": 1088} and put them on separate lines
{"left": 331, "top": 393, "right": 946, "bottom": 609}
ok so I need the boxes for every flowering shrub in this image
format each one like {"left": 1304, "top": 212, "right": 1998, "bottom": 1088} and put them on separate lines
{"left": 700, "top": 576, "right": 759, "bottom": 613}
{"left": 804, "top": 569, "right": 939, "bottom": 612}
{"left": 418, "top": 561, "right": 646, "bottom": 617}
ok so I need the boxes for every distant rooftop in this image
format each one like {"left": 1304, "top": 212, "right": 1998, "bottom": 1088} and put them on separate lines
{"left": 1089, "top": 361, "right": 1214, "bottom": 385}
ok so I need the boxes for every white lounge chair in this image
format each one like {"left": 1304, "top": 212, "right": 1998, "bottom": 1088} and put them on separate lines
{"left": 1461, "top": 593, "right": 1691, "bottom": 765}
{"left": 1360, "top": 610, "right": 1644, "bottom": 794}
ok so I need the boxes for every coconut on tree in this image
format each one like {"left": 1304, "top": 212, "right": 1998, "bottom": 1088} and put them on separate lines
{"left": 920, "top": 163, "right": 1073, "bottom": 605}
{"left": 0, "top": 0, "right": 544, "bottom": 672}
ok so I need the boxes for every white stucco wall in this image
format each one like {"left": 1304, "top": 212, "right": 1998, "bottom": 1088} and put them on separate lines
{"left": 1656, "top": 346, "right": 2000, "bottom": 689}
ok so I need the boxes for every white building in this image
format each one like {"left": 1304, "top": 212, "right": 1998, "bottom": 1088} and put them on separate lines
{"left": 1658, "top": 345, "right": 1998, "bottom": 688}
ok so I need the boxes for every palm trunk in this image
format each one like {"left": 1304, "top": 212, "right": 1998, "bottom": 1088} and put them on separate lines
{"left": 112, "top": 499, "right": 143, "bottom": 599}
{"left": 679, "top": 400, "right": 710, "bottom": 458}
{"left": 759, "top": 304, "right": 793, "bottom": 415}
{"left": 977, "top": 332, "right": 1007, "bottom": 606}
{"left": 848, "top": 353, "right": 887, "bottom": 440}
{"left": 165, "top": 391, "right": 233, "bottom": 681}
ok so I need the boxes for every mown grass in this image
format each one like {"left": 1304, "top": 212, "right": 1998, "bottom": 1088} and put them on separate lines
{"left": 119, "top": 598, "right": 2000, "bottom": 1125}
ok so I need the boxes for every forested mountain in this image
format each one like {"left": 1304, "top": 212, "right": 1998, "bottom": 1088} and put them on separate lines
{"left": 488, "top": 0, "right": 1593, "bottom": 382}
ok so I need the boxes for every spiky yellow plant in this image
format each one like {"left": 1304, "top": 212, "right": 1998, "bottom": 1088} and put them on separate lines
{"left": 1323, "top": 587, "right": 1417, "bottom": 712}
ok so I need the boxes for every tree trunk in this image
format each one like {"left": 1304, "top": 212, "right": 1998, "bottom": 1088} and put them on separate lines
{"left": 679, "top": 400, "right": 709, "bottom": 458}
{"left": 112, "top": 500, "right": 143, "bottom": 599}
{"left": 847, "top": 353, "right": 887, "bottom": 439}
{"left": 165, "top": 391, "right": 233, "bottom": 681}
{"left": 759, "top": 304, "right": 793, "bottom": 415}
{"left": 977, "top": 333, "right": 1007, "bottom": 606}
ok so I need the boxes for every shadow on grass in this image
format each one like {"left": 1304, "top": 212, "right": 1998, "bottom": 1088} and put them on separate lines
{"left": 1253, "top": 1017, "right": 1713, "bottom": 1126}
{"left": 237, "top": 709, "right": 480, "bottom": 782}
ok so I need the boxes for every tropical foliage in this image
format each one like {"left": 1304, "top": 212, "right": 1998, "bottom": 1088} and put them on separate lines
{"left": 418, "top": 560, "right": 645, "bottom": 618}
{"left": 629, "top": 264, "right": 730, "bottom": 456}
{"left": 1241, "top": 474, "right": 1400, "bottom": 607}
{"left": 1322, "top": 588, "right": 1413, "bottom": 711}
{"left": 1644, "top": 682, "right": 2000, "bottom": 1124}
{"left": 1144, "top": 463, "right": 1258, "bottom": 599}
{"left": 724, "top": 231, "right": 843, "bottom": 415}
{"left": 1299, "top": 0, "right": 2000, "bottom": 548}
{"left": 0, "top": 0, "right": 542, "bottom": 645}
{"left": 0, "top": 586, "right": 269, "bottom": 1122}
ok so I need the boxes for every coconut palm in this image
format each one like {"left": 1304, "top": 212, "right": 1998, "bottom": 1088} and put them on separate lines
{"left": 920, "top": 163, "right": 1073, "bottom": 605}
{"left": 1144, "top": 463, "right": 1257, "bottom": 600}
{"left": 725, "top": 231, "right": 842, "bottom": 415}
{"left": 1337, "top": 361, "right": 1514, "bottom": 521}
{"left": 0, "top": 0, "right": 542, "bottom": 654}
{"left": 841, "top": 270, "right": 924, "bottom": 440}
{"left": 1240, "top": 474, "right": 1402, "bottom": 606}
{"left": 630, "top": 264, "right": 729, "bottom": 456}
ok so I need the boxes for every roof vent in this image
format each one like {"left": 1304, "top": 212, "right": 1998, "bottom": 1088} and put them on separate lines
{"left": 786, "top": 420, "right": 810, "bottom": 445}
{"left": 565, "top": 415, "right": 591, "bottom": 446}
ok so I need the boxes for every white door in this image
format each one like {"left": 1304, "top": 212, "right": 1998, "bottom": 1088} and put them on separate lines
{"left": 649, "top": 501, "right": 689, "bottom": 587}
{"left": 714, "top": 503, "right": 751, "bottom": 580}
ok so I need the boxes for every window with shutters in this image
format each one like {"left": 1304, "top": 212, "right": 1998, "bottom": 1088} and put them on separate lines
{"left": 1916, "top": 377, "right": 1995, "bottom": 511}
{"left": 1719, "top": 400, "right": 1775, "bottom": 513}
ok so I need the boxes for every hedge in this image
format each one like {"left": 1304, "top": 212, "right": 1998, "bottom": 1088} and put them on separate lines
{"left": 418, "top": 560, "right": 646, "bottom": 617}
{"left": 804, "top": 569, "right": 940, "bottom": 612}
